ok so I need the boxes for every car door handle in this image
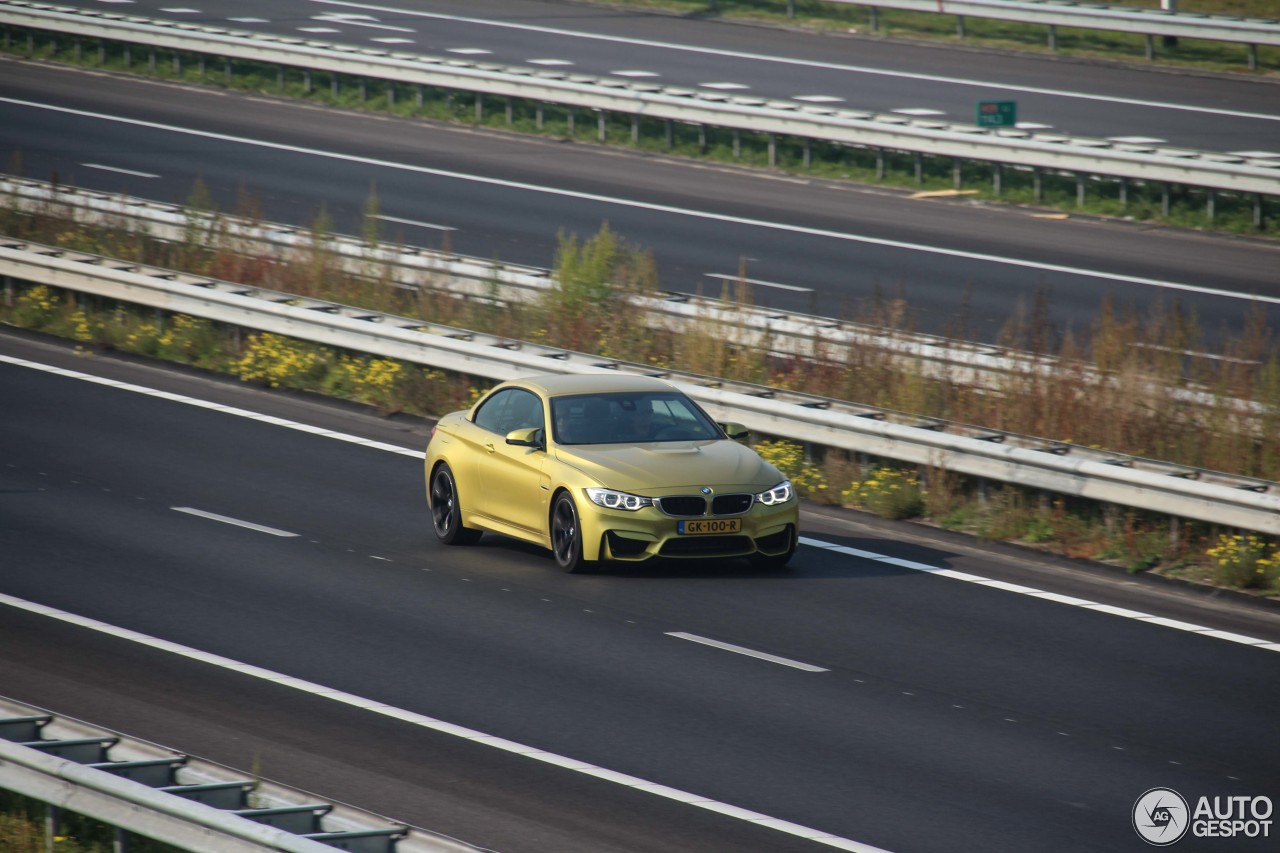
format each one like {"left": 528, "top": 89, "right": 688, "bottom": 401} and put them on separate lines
{"left": 485, "top": 442, "right": 496, "bottom": 453}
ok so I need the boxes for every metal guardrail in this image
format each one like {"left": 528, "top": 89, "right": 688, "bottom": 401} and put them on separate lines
{"left": 1, "top": 236, "right": 1276, "bottom": 534}
{"left": 2, "top": 174, "right": 1266, "bottom": 430}
{"left": 3, "top": 1, "right": 1279, "bottom": 203}
{"left": 827, "top": 0, "right": 1280, "bottom": 45}
{"left": 0, "top": 696, "right": 483, "bottom": 853}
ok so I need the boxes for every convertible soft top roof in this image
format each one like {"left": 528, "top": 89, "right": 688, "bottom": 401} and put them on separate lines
{"left": 513, "top": 373, "right": 679, "bottom": 397}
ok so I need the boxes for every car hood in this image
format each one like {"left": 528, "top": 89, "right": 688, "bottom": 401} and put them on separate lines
{"left": 555, "top": 440, "right": 781, "bottom": 494}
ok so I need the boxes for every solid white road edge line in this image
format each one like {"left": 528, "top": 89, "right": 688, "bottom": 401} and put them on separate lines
{"left": 171, "top": 506, "right": 300, "bottom": 537}
{"left": 4, "top": 353, "right": 1278, "bottom": 654}
{"left": 667, "top": 632, "right": 830, "bottom": 671}
{"left": 4, "top": 353, "right": 1279, "bottom": 654}
{"left": 797, "top": 537, "right": 1280, "bottom": 654}
{"left": 0, "top": 590, "right": 889, "bottom": 853}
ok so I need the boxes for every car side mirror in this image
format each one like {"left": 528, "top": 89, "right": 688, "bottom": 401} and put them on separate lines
{"left": 719, "top": 422, "right": 750, "bottom": 442}
{"left": 505, "top": 427, "right": 544, "bottom": 449}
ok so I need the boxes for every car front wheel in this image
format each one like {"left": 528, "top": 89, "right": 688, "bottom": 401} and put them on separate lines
{"left": 551, "top": 493, "right": 594, "bottom": 574}
{"left": 430, "top": 463, "right": 482, "bottom": 545}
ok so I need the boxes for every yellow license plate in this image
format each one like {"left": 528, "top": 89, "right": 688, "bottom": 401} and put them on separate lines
{"left": 678, "top": 518, "right": 742, "bottom": 535}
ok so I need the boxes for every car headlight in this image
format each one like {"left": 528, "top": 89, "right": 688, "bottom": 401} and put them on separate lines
{"left": 755, "top": 480, "right": 794, "bottom": 506}
{"left": 585, "top": 488, "right": 653, "bottom": 511}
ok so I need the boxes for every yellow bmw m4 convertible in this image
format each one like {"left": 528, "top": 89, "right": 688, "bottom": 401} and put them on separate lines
{"left": 425, "top": 374, "right": 798, "bottom": 572}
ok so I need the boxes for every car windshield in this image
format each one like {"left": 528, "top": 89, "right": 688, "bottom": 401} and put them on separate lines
{"left": 550, "top": 392, "right": 722, "bottom": 445}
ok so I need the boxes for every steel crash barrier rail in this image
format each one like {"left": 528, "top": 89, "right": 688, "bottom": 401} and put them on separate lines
{"left": 822, "top": 0, "right": 1280, "bottom": 67}
{"left": 1, "top": 174, "right": 1267, "bottom": 434}
{"left": 1, "top": 237, "right": 1276, "bottom": 534}
{"left": 2, "top": 1, "right": 1279, "bottom": 216}
{"left": 0, "top": 697, "right": 484, "bottom": 853}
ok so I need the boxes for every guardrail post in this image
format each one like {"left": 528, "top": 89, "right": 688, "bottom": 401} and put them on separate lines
{"left": 359, "top": 78, "right": 367, "bottom": 102}
{"left": 332, "top": 74, "right": 339, "bottom": 97}
{"left": 876, "top": 148, "right": 885, "bottom": 180}
{"left": 957, "top": 15, "right": 965, "bottom": 39}
{"left": 993, "top": 163, "right": 1002, "bottom": 196}
{"left": 698, "top": 124, "right": 707, "bottom": 153}
{"left": 303, "top": 69, "right": 311, "bottom": 93}
{"left": 1255, "top": 194, "right": 1265, "bottom": 230}
{"left": 536, "top": 102, "right": 544, "bottom": 129}
{"left": 953, "top": 158, "right": 962, "bottom": 189}
{"left": 1146, "top": 33, "right": 1155, "bottom": 61}
{"left": 1048, "top": 24, "right": 1057, "bottom": 51}
{"left": 1076, "top": 173, "right": 1086, "bottom": 207}
{"left": 803, "top": 138, "right": 812, "bottom": 168}
{"left": 174, "top": 53, "right": 181, "bottom": 76}
{"left": 665, "top": 119, "right": 674, "bottom": 149}
{"left": 388, "top": 82, "right": 396, "bottom": 107}
{"left": 869, "top": 7, "right": 879, "bottom": 33}
{"left": 45, "top": 802, "right": 60, "bottom": 853}
{"left": 1162, "top": 183, "right": 1172, "bottom": 216}
{"left": 598, "top": 109, "right": 607, "bottom": 141}
{"left": 733, "top": 129, "right": 741, "bottom": 159}
{"left": 416, "top": 84, "right": 423, "bottom": 107}
{"left": 768, "top": 133, "right": 777, "bottom": 167}
{"left": 1207, "top": 188, "right": 1216, "bottom": 223}
{"left": 74, "top": 40, "right": 81, "bottom": 62}
{"left": 1248, "top": 43, "right": 1258, "bottom": 70}
{"left": 1118, "top": 177, "right": 1127, "bottom": 209}
{"left": 505, "top": 96, "right": 513, "bottom": 124}
{"left": 632, "top": 114, "right": 640, "bottom": 143}
{"left": 198, "top": 55, "right": 205, "bottom": 77}
{"left": 914, "top": 152, "right": 923, "bottom": 184}
{"left": 99, "top": 42, "right": 105, "bottom": 64}
{"left": 224, "top": 56, "right": 231, "bottom": 84}
{"left": 123, "top": 44, "right": 130, "bottom": 67}
{"left": 2, "top": 26, "right": 8, "bottom": 51}
{"left": 476, "top": 92, "right": 484, "bottom": 122}
{"left": 149, "top": 47, "right": 155, "bottom": 72}
{"left": 276, "top": 65, "right": 283, "bottom": 90}
{"left": 568, "top": 106, "right": 576, "bottom": 134}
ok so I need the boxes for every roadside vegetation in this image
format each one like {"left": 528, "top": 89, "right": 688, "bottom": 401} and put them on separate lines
{"left": 0, "top": 792, "right": 180, "bottom": 853}
{"left": 0, "top": 20, "right": 1276, "bottom": 239}
{"left": 1, "top": 183, "right": 1276, "bottom": 594}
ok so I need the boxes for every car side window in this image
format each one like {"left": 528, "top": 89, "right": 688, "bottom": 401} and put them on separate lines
{"left": 473, "top": 388, "right": 544, "bottom": 435}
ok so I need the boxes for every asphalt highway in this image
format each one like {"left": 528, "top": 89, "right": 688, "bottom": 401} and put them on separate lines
{"left": 42, "top": 0, "right": 1280, "bottom": 152}
{"left": 2, "top": 330, "right": 1278, "bottom": 852}
{"left": 3, "top": 61, "right": 1279, "bottom": 346}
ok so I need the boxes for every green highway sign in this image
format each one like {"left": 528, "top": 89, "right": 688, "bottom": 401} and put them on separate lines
{"left": 976, "top": 100, "right": 1018, "bottom": 129}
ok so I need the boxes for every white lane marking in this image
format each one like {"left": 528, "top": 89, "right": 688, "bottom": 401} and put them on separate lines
{"left": 1108, "top": 135, "right": 1165, "bottom": 144}
{"left": 308, "top": 0, "right": 1280, "bottom": 124}
{"left": 699, "top": 82, "right": 750, "bottom": 90}
{"left": 891, "top": 108, "right": 945, "bottom": 116}
{"left": 667, "top": 632, "right": 829, "bottom": 672}
{"left": 0, "top": 591, "right": 887, "bottom": 853}
{"left": 375, "top": 214, "right": 456, "bottom": 231}
{"left": 611, "top": 70, "right": 660, "bottom": 78}
{"left": 158, "top": 7, "right": 200, "bottom": 13}
{"left": 299, "top": 26, "right": 340, "bottom": 33}
{"left": 81, "top": 163, "right": 160, "bottom": 179}
{"left": 446, "top": 47, "right": 492, "bottom": 55}
{"left": 0, "top": 355, "right": 424, "bottom": 459}
{"left": 4, "top": 353, "right": 1278, "bottom": 657}
{"left": 372, "top": 38, "right": 414, "bottom": 44}
{"left": 313, "top": 14, "right": 413, "bottom": 33}
{"left": 797, "top": 537, "right": 1280, "bottom": 654}
{"left": 527, "top": 58, "right": 574, "bottom": 66}
{"left": 171, "top": 506, "right": 300, "bottom": 537}
{"left": 794, "top": 95, "right": 844, "bottom": 103}
{"left": 704, "top": 273, "right": 813, "bottom": 293}
{"left": 228, "top": 18, "right": 270, "bottom": 24}
{"left": 7, "top": 97, "right": 1269, "bottom": 307}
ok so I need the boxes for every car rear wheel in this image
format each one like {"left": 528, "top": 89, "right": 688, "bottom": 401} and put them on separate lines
{"left": 430, "top": 464, "right": 482, "bottom": 545}
{"left": 551, "top": 493, "right": 594, "bottom": 574}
